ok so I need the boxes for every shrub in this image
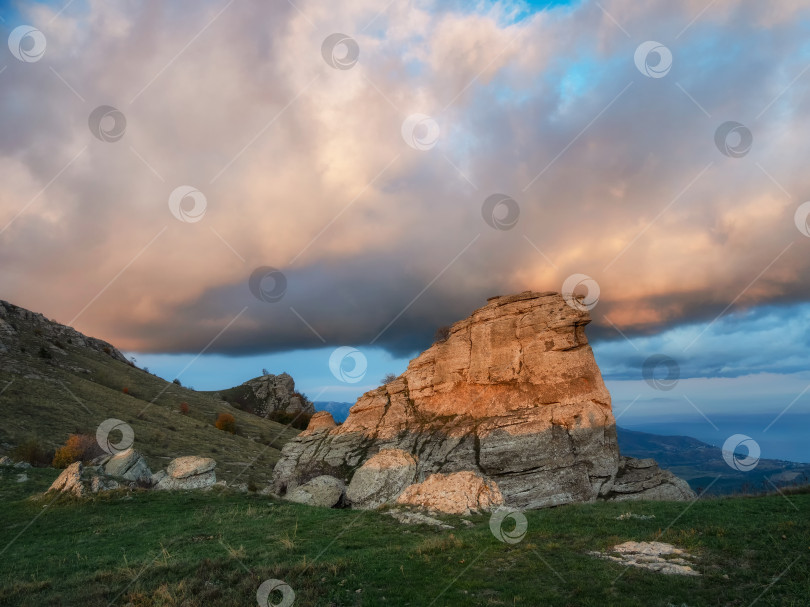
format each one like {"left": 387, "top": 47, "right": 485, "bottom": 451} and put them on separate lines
{"left": 11, "top": 438, "right": 52, "bottom": 467}
{"left": 215, "top": 412, "right": 236, "bottom": 434}
{"left": 381, "top": 373, "right": 397, "bottom": 385}
{"left": 268, "top": 410, "right": 312, "bottom": 431}
{"left": 247, "top": 479, "right": 258, "bottom": 492}
{"left": 37, "top": 345, "right": 52, "bottom": 359}
{"left": 122, "top": 387, "right": 129, "bottom": 395}
{"left": 52, "top": 434, "right": 102, "bottom": 468}
{"left": 172, "top": 378, "right": 182, "bottom": 386}
{"left": 179, "top": 402, "right": 190, "bottom": 415}
{"left": 434, "top": 325, "right": 451, "bottom": 343}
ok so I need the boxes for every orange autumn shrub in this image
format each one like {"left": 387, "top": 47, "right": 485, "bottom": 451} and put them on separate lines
{"left": 52, "top": 434, "right": 101, "bottom": 468}
{"left": 180, "top": 402, "right": 190, "bottom": 415}
{"left": 215, "top": 412, "right": 236, "bottom": 434}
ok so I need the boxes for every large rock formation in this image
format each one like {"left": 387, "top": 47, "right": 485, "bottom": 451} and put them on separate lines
{"left": 222, "top": 373, "right": 316, "bottom": 418}
{"left": 272, "top": 291, "right": 695, "bottom": 511}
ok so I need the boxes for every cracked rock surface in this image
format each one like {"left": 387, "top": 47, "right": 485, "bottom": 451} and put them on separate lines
{"left": 273, "top": 291, "right": 695, "bottom": 511}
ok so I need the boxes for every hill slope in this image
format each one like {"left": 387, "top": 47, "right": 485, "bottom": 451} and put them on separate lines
{"left": 0, "top": 300, "right": 300, "bottom": 485}
{"left": 616, "top": 427, "right": 810, "bottom": 495}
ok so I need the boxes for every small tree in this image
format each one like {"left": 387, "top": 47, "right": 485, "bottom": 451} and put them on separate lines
{"left": 179, "top": 402, "right": 190, "bottom": 415}
{"left": 262, "top": 368, "right": 269, "bottom": 376}
{"left": 52, "top": 434, "right": 101, "bottom": 468}
{"left": 215, "top": 412, "right": 236, "bottom": 434}
{"left": 381, "top": 373, "right": 397, "bottom": 385}
{"left": 434, "top": 325, "right": 451, "bottom": 343}
{"left": 172, "top": 378, "right": 182, "bottom": 386}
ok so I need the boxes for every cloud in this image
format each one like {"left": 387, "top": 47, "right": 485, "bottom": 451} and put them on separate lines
{"left": 2, "top": 0, "right": 810, "bottom": 369}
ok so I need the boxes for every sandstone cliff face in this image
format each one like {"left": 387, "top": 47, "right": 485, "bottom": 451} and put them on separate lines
{"left": 273, "top": 291, "right": 694, "bottom": 510}
{"left": 230, "top": 373, "right": 315, "bottom": 418}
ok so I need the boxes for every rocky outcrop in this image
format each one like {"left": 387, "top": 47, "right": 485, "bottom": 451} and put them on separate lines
{"left": 607, "top": 457, "right": 695, "bottom": 501}
{"left": 307, "top": 411, "right": 337, "bottom": 432}
{"left": 155, "top": 456, "right": 217, "bottom": 490}
{"left": 272, "top": 291, "right": 695, "bottom": 512}
{"left": 346, "top": 449, "right": 417, "bottom": 509}
{"left": 285, "top": 475, "right": 345, "bottom": 507}
{"left": 48, "top": 462, "right": 86, "bottom": 497}
{"left": 396, "top": 471, "right": 504, "bottom": 515}
{"left": 224, "top": 373, "right": 316, "bottom": 418}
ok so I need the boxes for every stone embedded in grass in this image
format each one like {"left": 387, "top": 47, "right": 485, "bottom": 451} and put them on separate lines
{"left": 589, "top": 541, "right": 700, "bottom": 576}
{"left": 285, "top": 475, "right": 345, "bottom": 507}
{"left": 155, "top": 456, "right": 217, "bottom": 490}
{"left": 103, "top": 448, "right": 152, "bottom": 484}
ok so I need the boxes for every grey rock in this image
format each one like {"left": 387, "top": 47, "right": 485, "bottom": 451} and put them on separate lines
{"left": 0, "top": 456, "right": 12, "bottom": 466}
{"left": 387, "top": 509, "right": 454, "bottom": 529}
{"left": 155, "top": 470, "right": 216, "bottom": 491}
{"left": 16, "top": 473, "right": 28, "bottom": 482}
{"left": 285, "top": 475, "right": 345, "bottom": 508}
{"left": 90, "top": 475, "right": 119, "bottom": 493}
{"left": 239, "top": 373, "right": 315, "bottom": 417}
{"left": 346, "top": 449, "right": 417, "bottom": 509}
{"left": 48, "top": 462, "right": 85, "bottom": 497}
{"left": 608, "top": 457, "right": 697, "bottom": 501}
{"left": 167, "top": 456, "right": 216, "bottom": 479}
{"left": 14, "top": 461, "right": 32, "bottom": 469}
{"left": 103, "top": 449, "right": 152, "bottom": 483}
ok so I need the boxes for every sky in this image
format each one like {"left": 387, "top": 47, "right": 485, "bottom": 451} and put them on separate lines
{"left": 1, "top": 0, "right": 809, "bottom": 461}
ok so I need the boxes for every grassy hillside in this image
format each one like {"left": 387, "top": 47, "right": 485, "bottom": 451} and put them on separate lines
{"left": 0, "top": 304, "right": 300, "bottom": 485}
{"left": 617, "top": 428, "right": 810, "bottom": 496}
{"left": 1, "top": 468, "right": 808, "bottom": 606}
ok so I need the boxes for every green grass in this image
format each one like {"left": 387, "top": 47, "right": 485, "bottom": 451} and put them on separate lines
{"left": 0, "top": 337, "right": 300, "bottom": 485}
{"left": 1, "top": 468, "right": 808, "bottom": 606}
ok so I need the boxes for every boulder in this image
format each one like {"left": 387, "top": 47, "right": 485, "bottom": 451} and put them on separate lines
{"left": 14, "top": 461, "right": 32, "bottom": 469}
{"left": 48, "top": 462, "right": 85, "bottom": 497}
{"left": 0, "top": 456, "right": 11, "bottom": 466}
{"left": 156, "top": 456, "right": 217, "bottom": 490}
{"left": 103, "top": 449, "right": 152, "bottom": 483}
{"left": 306, "top": 411, "right": 337, "bottom": 433}
{"left": 608, "top": 457, "right": 696, "bottom": 501}
{"left": 272, "top": 291, "right": 695, "bottom": 511}
{"left": 90, "top": 475, "right": 120, "bottom": 493}
{"left": 346, "top": 449, "right": 418, "bottom": 509}
{"left": 167, "top": 456, "right": 216, "bottom": 478}
{"left": 396, "top": 471, "right": 504, "bottom": 515}
{"left": 285, "top": 475, "right": 345, "bottom": 508}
